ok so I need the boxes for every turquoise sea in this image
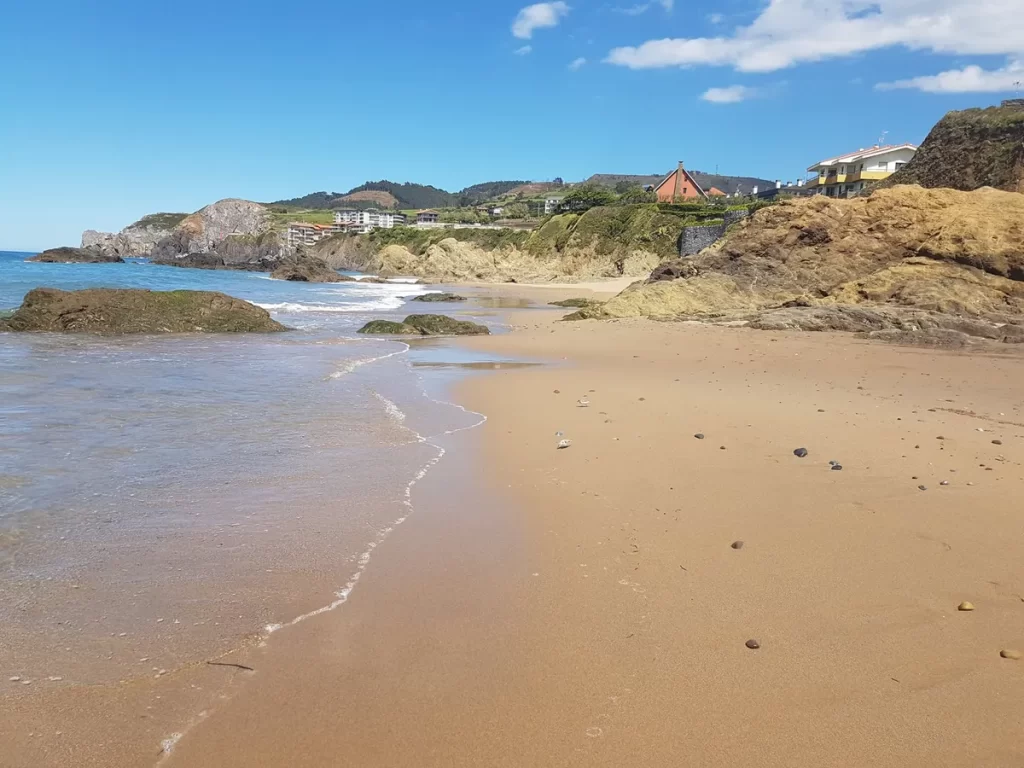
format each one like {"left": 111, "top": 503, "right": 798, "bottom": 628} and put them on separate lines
{"left": 0, "top": 250, "right": 498, "bottom": 695}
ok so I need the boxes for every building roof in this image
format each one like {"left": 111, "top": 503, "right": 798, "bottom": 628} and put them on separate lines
{"left": 653, "top": 166, "right": 707, "bottom": 198}
{"left": 808, "top": 143, "right": 917, "bottom": 171}
{"left": 707, "top": 187, "right": 726, "bottom": 196}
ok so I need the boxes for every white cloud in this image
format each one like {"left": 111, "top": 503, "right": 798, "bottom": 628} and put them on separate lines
{"left": 512, "top": 2, "right": 570, "bottom": 40}
{"left": 877, "top": 59, "right": 1024, "bottom": 92}
{"left": 515, "top": 45, "right": 533, "bottom": 55}
{"left": 701, "top": 85, "right": 756, "bottom": 103}
{"left": 569, "top": 57, "right": 588, "bottom": 71}
{"left": 606, "top": 0, "right": 1024, "bottom": 73}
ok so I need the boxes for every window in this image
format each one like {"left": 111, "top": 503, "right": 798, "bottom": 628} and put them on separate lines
{"left": 895, "top": 162, "right": 906, "bottom": 170}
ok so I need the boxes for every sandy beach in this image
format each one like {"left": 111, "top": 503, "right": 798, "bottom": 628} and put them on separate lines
{"left": 148, "top": 297, "right": 1024, "bottom": 767}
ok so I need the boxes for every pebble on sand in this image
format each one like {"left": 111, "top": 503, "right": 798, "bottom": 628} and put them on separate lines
{"left": 918, "top": 485, "right": 928, "bottom": 491}
{"left": 992, "top": 439, "right": 1003, "bottom": 445}
{"left": 731, "top": 541, "right": 744, "bottom": 550}
{"left": 940, "top": 480, "right": 949, "bottom": 486}
{"left": 1000, "top": 649, "right": 1021, "bottom": 660}
{"left": 831, "top": 464, "right": 843, "bottom": 471}
{"left": 957, "top": 601, "right": 975, "bottom": 611}
{"left": 793, "top": 448, "right": 808, "bottom": 458}
{"left": 745, "top": 639, "right": 761, "bottom": 650}
{"left": 557, "top": 439, "right": 572, "bottom": 450}
{"left": 694, "top": 433, "right": 705, "bottom": 440}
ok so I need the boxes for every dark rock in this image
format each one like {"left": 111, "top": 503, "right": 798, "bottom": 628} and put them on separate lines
{"left": 357, "top": 320, "right": 423, "bottom": 335}
{"left": 403, "top": 314, "right": 489, "bottom": 336}
{"left": 412, "top": 292, "right": 468, "bottom": 302}
{"left": 793, "top": 447, "right": 809, "bottom": 458}
{"left": 730, "top": 541, "right": 744, "bottom": 550}
{"left": 694, "top": 433, "right": 705, "bottom": 440}
{"left": 745, "top": 639, "right": 761, "bottom": 650}
{"left": 270, "top": 256, "right": 346, "bottom": 283}
{"left": 27, "top": 247, "right": 123, "bottom": 264}
{"left": 357, "top": 314, "right": 490, "bottom": 337}
{"left": 992, "top": 439, "right": 1003, "bottom": 445}
{"left": 360, "top": 277, "right": 389, "bottom": 284}
{"left": 550, "top": 298, "right": 603, "bottom": 308}
{"left": 0, "top": 288, "right": 286, "bottom": 334}
{"left": 831, "top": 464, "right": 843, "bottom": 471}
{"left": 918, "top": 485, "right": 928, "bottom": 491}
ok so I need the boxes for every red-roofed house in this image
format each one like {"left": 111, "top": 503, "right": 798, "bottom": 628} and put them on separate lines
{"left": 654, "top": 161, "right": 707, "bottom": 202}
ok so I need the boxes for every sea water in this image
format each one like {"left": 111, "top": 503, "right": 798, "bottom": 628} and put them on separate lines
{"left": 0, "top": 251, "right": 496, "bottom": 685}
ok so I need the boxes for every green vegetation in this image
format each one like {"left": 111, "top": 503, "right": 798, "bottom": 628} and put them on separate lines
{"left": 560, "top": 183, "right": 617, "bottom": 212}
{"left": 128, "top": 212, "right": 188, "bottom": 230}
{"left": 526, "top": 203, "right": 735, "bottom": 260}
{"left": 457, "top": 181, "right": 530, "bottom": 204}
{"left": 368, "top": 226, "right": 530, "bottom": 255}
{"left": 267, "top": 209, "right": 336, "bottom": 230}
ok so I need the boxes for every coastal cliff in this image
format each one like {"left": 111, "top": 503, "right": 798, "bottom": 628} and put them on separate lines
{"left": 82, "top": 213, "right": 187, "bottom": 258}
{"left": 880, "top": 102, "right": 1024, "bottom": 193}
{"left": 313, "top": 204, "right": 719, "bottom": 282}
{"left": 575, "top": 185, "right": 1024, "bottom": 345}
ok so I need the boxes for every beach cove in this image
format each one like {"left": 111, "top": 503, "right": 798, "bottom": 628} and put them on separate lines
{"left": 3, "top": 266, "right": 1023, "bottom": 766}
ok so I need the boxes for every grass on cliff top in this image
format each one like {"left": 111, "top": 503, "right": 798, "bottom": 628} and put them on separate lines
{"left": 268, "top": 210, "right": 337, "bottom": 230}
{"left": 368, "top": 226, "right": 530, "bottom": 255}
{"left": 948, "top": 104, "right": 1024, "bottom": 128}
{"left": 526, "top": 203, "right": 727, "bottom": 259}
{"left": 128, "top": 212, "right": 188, "bottom": 230}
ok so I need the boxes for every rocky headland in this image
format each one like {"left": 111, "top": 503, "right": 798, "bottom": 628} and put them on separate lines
{"left": 570, "top": 185, "right": 1024, "bottom": 346}
{"left": 81, "top": 213, "right": 187, "bottom": 258}
{"left": 0, "top": 288, "right": 286, "bottom": 334}
{"left": 27, "top": 247, "right": 123, "bottom": 264}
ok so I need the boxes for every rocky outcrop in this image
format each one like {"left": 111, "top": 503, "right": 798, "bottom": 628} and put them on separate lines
{"left": 411, "top": 292, "right": 466, "bottom": 302}
{"left": 880, "top": 104, "right": 1024, "bottom": 193}
{"left": 0, "top": 288, "right": 286, "bottom": 334}
{"left": 357, "top": 314, "right": 489, "bottom": 336}
{"left": 27, "top": 247, "right": 123, "bottom": 264}
{"left": 81, "top": 213, "right": 187, "bottom": 258}
{"left": 576, "top": 186, "right": 1024, "bottom": 345}
{"left": 270, "top": 254, "right": 349, "bottom": 282}
{"left": 150, "top": 200, "right": 279, "bottom": 269}
{"left": 153, "top": 231, "right": 285, "bottom": 271}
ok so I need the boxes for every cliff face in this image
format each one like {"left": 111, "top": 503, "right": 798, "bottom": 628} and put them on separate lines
{"left": 881, "top": 104, "right": 1024, "bottom": 193}
{"left": 149, "top": 200, "right": 284, "bottom": 269}
{"left": 81, "top": 213, "right": 187, "bottom": 258}
{"left": 314, "top": 204, "right": 710, "bottom": 282}
{"left": 582, "top": 186, "right": 1024, "bottom": 345}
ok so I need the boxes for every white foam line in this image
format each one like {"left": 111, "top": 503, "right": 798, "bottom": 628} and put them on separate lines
{"left": 155, "top": 351, "right": 489, "bottom": 763}
{"left": 327, "top": 341, "right": 410, "bottom": 379}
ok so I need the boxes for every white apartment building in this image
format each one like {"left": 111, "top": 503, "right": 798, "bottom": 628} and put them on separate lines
{"left": 285, "top": 222, "right": 344, "bottom": 248}
{"left": 333, "top": 209, "right": 407, "bottom": 230}
{"left": 544, "top": 196, "right": 565, "bottom": 214}
{"left": 807, "top": 144, "right": 917, "bottom": 198}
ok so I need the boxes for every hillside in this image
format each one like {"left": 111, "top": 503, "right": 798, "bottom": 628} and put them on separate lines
{"left": 458, "top": 181, "right": 531, "bottom": 204}
{"left": 577, "top": 186, "right": 1024, "bottom": 346}
{"left": 313, "top": 203, "right": 728, "bottom": 282}
{"left": 586, "top": 171, "right": 775, "bottom": 196}
{"left": 879, "top": 102, "right": 1024, "bottom": 193}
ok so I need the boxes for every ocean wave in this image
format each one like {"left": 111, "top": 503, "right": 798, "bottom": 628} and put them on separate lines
{"left": 256, "top": 299, "right": 404, "bottom": 313}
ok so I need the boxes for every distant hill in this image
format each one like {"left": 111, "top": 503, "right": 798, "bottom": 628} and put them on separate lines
{"left": 457, "top": 181, "right": 530, "bottom": 204}
{"left": 272, "top": 182, "right": 455, "bottom": 211}
{"left": 879, "top": 102, "right": 1024, "bottom": 193}
{"left": 586, "top": 171, "right": 775, "bottom": 196}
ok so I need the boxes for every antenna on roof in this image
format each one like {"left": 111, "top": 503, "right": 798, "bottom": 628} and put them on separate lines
{"left": 877, "top": 130, "right": 888, "bottom": 148}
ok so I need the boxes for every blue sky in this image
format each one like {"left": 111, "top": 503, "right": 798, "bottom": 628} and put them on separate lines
{"left": 2, "top": 0, "right": 1021, "bottom": 250}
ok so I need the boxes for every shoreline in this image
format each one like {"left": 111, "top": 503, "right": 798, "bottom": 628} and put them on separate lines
{"left": 5, "top": 283, "right": 1024, "bottom": 766}
{"left": 165, "top": 308, "right": 1023, "bottom": 767}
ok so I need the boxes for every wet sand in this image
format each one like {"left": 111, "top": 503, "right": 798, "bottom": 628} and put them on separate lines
{"left": 159, "top": 312, "right": 1024, "bottom": 767}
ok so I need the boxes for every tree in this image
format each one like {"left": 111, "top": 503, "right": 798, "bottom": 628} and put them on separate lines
{"left": 503, "top": 202, "right": 529, "bottom": 219}
{"left": 561, "top": 183, "right": 617, "bottom": 212}
{"left": 616, "top": 185, "right": 657, "bottom": 204}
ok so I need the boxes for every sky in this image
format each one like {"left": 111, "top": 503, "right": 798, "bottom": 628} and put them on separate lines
{"left": 2, "top": 0, "right": 1022, "bottom": 251}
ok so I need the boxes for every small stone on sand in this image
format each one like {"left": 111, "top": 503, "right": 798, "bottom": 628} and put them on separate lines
{"left": 9, "top": 676, "right": 20, "bottom": 682}
{"left": 731, "top": 541, "right": 744, "bottom": 550}
{"left": 957, "top": 601, "right": 975, "bottom": 611}
{"left": 719, "top": 445, "right": 726, "bottom": 450}
{"left": 992, "top": 440, "right": 1003, "bottom": 445}
{"left": 831, "top": 464, "right": 843, "bottom": 471}
{"left": 745, "top": 639, "right": 760, "bottom": 650}
{"left": 1000, "top": 649, "right": 1021, "bottom": 660}
{"left": 918, "top": 485, "right": 927, "bottom": 491}
{"left": 793, "top": 448, "right": 808, "bottom": 458}
{"left": 940, "top": 480, "right": 949, "bottom": 486}
{"left": 694, "top": 433, "right": 705, "bottom": 440}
